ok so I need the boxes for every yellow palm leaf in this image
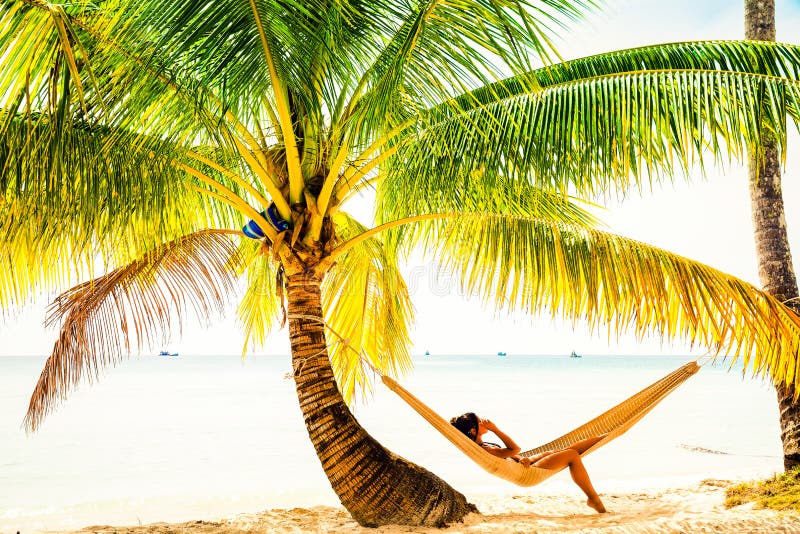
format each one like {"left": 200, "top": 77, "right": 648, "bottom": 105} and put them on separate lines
{"left": 322, "top": 213, "right": 414, "bottom": 403}
{"left": 236, "top": 240, "right": 281, "bottom": 356}
{"left": 400, "top": 213, "right": 800, "bottom": 389}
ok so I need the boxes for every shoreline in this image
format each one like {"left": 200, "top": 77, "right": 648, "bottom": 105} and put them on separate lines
{"left": 65, "top": 480, "right": 800, "bottom": 534}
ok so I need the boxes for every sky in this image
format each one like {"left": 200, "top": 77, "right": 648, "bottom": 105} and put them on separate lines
{"left": 2, "top": 0, "right": 800, "bottom": 358}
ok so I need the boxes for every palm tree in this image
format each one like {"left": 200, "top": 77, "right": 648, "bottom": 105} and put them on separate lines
{"left": 4, "top": 0, "right": 800, "bottom": 527}
{"left": 744, "top": 0, "right": 800, "bottom": 470}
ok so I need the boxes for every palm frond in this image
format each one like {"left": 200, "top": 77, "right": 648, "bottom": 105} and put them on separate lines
{"left": 455, "top": 40, "right": 800, "bottom": 107}
{"left": 399, "top": 213, "right": 800, "bottom": 389}
{"left": 0, "top": 233, "right": 91, "bottom": 311}
{"left": 127, "top": 0, "right": 323, "bottom": 115}
{"left": 390, "top": 41, "right": 800, "bottom": 205}
{"left": 0, "top": 113, "right": 206, "bottom": 240}
{"left": 0, "top": 1, "right": 213, "bottom": 148}
{"left": 535, "top": 38, "right": 800, "bottom": 83}
{"left": 376, "top": 175, "right": 603, "bottom": 260}
{"left": 0, "top": 112, "right": 254, "bottom": 307}
{"left": 2, "top": 1, "right": 354, "bottom": 244}
{"left": 24, "top": 230, "right": 243, "bottom": 431}
{"left": 342, "top": 0, "right": 598, "bottom": 146}
{"left": 377, "top": 167, "right": 601, "bottom": 227}
{"left": 322, "top": 213, "right": 414, "bottom": 403}
{"left": 394, "top": 66, "right": 800, "bottom": 200}
{"left": 235, "top": 239, "right": 281, "bottom": 356}
{"left": 0, "top": 1, "right": 99, "bottom": 117}
{"left": 0, "top": 1, "right": 260, "bottom": 267}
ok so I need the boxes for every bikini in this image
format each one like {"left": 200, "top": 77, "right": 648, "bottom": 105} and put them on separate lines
{"left": 480, "top": 441, "right": 523, "bottom": 463}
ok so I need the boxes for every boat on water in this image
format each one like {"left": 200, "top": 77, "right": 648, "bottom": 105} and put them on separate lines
{"left": 159, "top": 350, "right": 179, "bottom": 357}
{"left": 570, "top": 350, "right": 582, "bottom": 358}
{"left": 424, "top": 350, "right": 430, "bottom": 356}
{"left": 497, "top": 351, "right": 507, "bottom": 357}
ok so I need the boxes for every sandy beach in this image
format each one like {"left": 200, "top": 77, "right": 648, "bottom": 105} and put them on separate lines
{"left": 69, "top": 480, "right": 800, "bottom": 534}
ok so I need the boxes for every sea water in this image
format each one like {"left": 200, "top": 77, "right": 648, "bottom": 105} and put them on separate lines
{"left": 0, "top": 354, "right": 783, "bottom": 533}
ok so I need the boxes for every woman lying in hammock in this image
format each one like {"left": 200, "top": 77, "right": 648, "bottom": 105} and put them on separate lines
{"left": 450, "top": 412, "right": 606, "bottom": 513}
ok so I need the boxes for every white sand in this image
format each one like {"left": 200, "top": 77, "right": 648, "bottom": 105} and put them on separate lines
{"left": 72, "top": 480, "right": 800, "bottom": 533}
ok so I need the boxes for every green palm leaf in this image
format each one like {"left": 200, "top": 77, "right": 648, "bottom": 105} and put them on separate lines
{"left": 456, "top": 40, "right": 800, "bottom": 104}
{"left": 394, "top": 69, "right": 799, "bottom": 200}
{"left": 1, "top": 1, "right": 269, "bottom": 196}
{"left": 343, "top": 0, "right": 595, "bottom": 135}
{"left": 388, "top": 42, "right": 800, "bottom": 205}
{"left": 0, "top": 115, "right": 205, "bottom": 239}
{"left": 377, "top": 161, "right": 603, "bottom": 221}
{"left": 376, "top": 177, "right": 602, "bottom": 256}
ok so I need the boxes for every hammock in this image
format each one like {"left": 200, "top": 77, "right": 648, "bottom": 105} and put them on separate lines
{"left": 380, "top": 360, "right": 700, "bottom": 487}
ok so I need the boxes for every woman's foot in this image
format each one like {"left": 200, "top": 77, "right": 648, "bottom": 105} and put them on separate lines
{"left": 586, "top": 496, "right": 606, "bottom": 513}
{"left": 519, "top": 457, "right": 532, "bottom": 467}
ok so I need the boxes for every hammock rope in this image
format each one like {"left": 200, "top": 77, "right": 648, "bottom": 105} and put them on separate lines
{"left": 380, "top": 360, "right": 701, "bottom": 487}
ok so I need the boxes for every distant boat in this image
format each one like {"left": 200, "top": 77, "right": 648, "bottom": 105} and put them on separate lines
{"left": 424, "top": 350, "right": 430, "bottom": 356}
{"left": 159, "top": 350, "right": 179, "bottom": 357}
{"left": 570, "top": 350, "right": 582, "bottom": 358}
{"left": 497, "top": 351, "right": 507, "bottom": 357}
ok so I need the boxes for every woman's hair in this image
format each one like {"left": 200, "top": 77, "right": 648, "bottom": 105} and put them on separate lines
{"left": 450, "top": 412, "right": 479, "bottom": 441}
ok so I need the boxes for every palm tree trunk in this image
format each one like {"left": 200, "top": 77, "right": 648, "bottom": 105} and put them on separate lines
{"left": 745, "top": 0, "right": 800, "bottom": 470}
{"left": 285, "top": 271, "right": 477, "bottom": 527}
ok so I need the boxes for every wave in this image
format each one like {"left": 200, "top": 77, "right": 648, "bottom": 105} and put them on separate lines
{"left": 679, "top": 444, "right": 731, "bottom": 455}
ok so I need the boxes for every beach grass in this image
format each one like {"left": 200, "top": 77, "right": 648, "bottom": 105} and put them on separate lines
{"left": 725, "top": 467, "right": 800, "bottom": 512}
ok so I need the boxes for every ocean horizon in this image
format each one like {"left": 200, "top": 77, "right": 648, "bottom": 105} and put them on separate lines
{"left": 1, "top": 353, "right": 783, "bottom": 533}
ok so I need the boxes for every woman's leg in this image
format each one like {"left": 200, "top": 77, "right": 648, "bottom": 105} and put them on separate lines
{"left": 567, "top": 434, "right": 607, "bottom": 455}
{"left": 534, "top": 449, "right": 606, "bottom": 513}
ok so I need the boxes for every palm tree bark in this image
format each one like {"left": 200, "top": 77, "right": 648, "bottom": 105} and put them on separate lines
{"left": 286, "top": 271, "right": 477, "bottom": 527}
{"left": 745, "top": 0, "right": 800, "bottom": 470}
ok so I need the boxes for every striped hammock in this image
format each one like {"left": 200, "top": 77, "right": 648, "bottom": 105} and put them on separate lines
{"left": 380, "top": 360, "right": 700, "bottom": 487}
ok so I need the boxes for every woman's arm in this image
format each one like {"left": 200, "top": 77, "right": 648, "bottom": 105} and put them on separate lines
{"left": 481, "top": 419, "right": 521, "bottom": 459}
